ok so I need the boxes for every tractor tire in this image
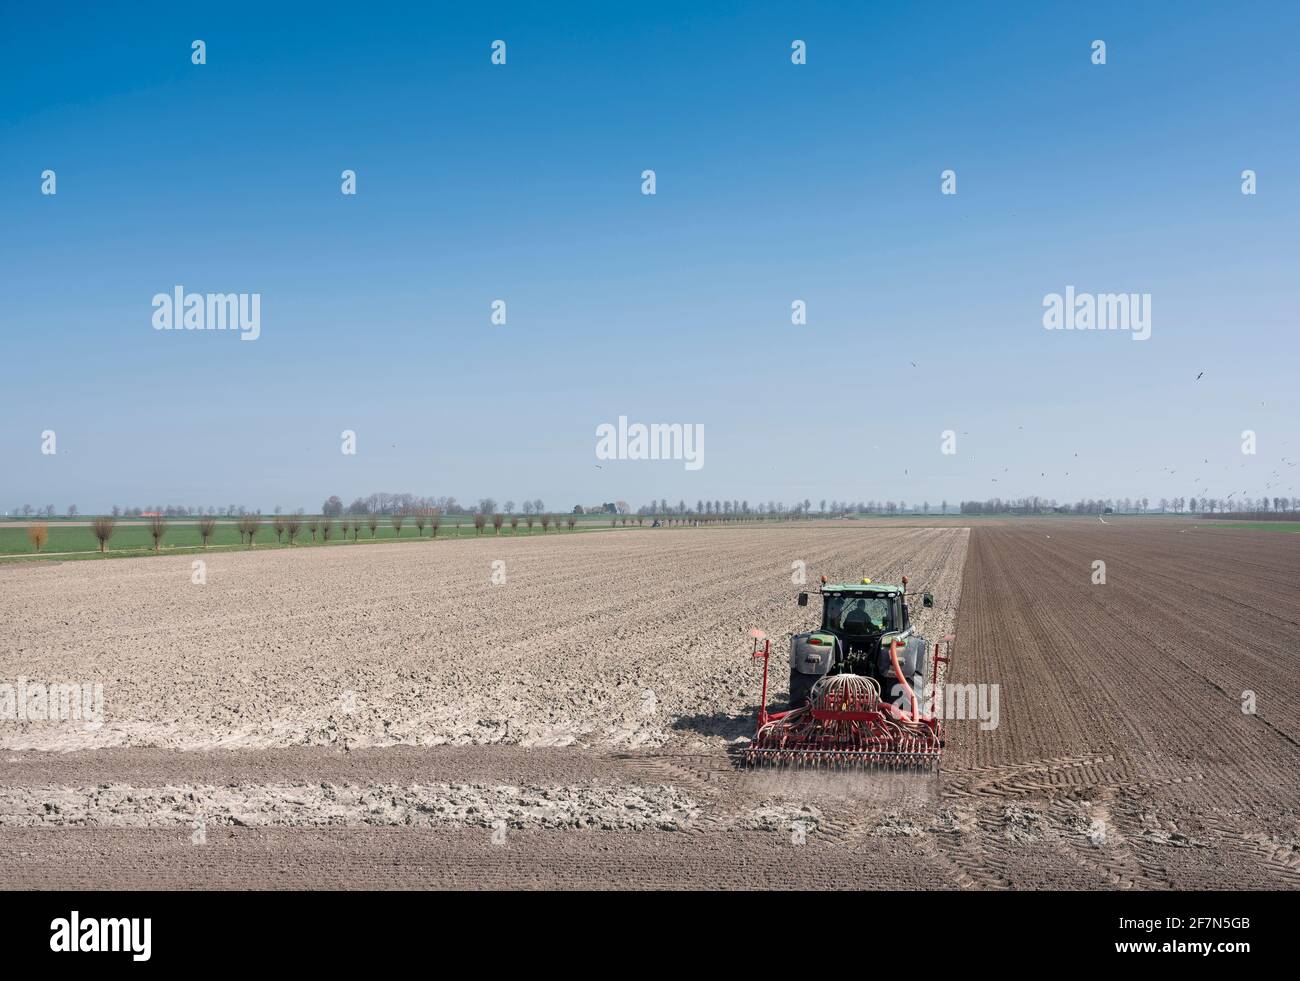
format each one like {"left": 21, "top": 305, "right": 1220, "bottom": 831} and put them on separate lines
{"left": 914, "top": 640, "right": 930, "bottom": 696}
{"left": 789, "top": 670, "right": 818, "bottom": 709}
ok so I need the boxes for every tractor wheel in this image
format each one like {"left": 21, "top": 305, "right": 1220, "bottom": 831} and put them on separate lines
{"left": 788, "top": 671, "right": 818, "bottom": 709}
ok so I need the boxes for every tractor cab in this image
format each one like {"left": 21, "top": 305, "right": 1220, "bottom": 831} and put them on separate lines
{"left": 797, "top": 578, "right": 932, "bottom": 641}
{"left": 825, "top": 591, "right": 897, "bottom": 638}
{"left": 789, "top": 578, "right": 935, "bottom": 707}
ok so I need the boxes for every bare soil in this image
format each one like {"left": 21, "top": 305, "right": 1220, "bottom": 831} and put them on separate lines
{"left": 2, "top": 521, "right": 1296, "bottom": 889}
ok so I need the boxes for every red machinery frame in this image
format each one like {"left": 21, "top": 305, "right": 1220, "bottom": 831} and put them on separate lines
{"left": 746, "top": 631, "right": 957, "bottom": 768}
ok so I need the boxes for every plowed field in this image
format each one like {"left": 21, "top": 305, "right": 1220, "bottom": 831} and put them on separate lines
{"left": 2, "top": 520, "right": 1296, "bottom": 889}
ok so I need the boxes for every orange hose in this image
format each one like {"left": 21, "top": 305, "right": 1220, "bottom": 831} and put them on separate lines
{"left": 888, "top": 639, "right": 920, "bottom": 722}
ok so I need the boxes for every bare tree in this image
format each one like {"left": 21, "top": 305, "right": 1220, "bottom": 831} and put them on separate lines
{"left": 148, "top": 515, "right": 167, "bottom": 552}
{"left": 235, "top": 514, "right": 258, "bottom": 546}
{"left": 91, "top": 516, "right": 117, "bottom": 553}
{"left": 566, "top": 515, "right": 576, "bottom": 531}
{"left": 430, "top": 513, "right": 442, "bottom": 538}
{"left": 273, "top": 514, "right": 286, "bottom": 543}
{"left": 413, "top": 510, "right": 427, "bottom": 537}
{"left": 321, "top": 518, "right": 334, "bottom": 542}
{"left": 367, "top": 513, "right": 379, "bottom": 539}
{"left": 492, "top": 513, "right": 504, "bottom": 535}
{"left": 286, "top": 513, "right": 301, "bottom": 545}
{"left": 474, "top": 513, "right": 486, "bottom": 535}
{"left": 541, "top": 513, "right": 551, "bottom": 532}
{"left": 391, "top": 512, "right": 405, "bottom": 537}
{"left": 307, "top": 517, "right": 320, "bottom": 543}
{"left": 526, "top": 513, "right": 535, "bottom": 533}
{"left": 198, "top": 516, "right": 216, "bottom": 547}
{"left": 27, "top": 522, "right": 49, "bottom": 552}
{"left": 245, "top": 515, "right": 262, "bottom": 547}
{"left": 510, "top": 514, "right": 519, "bottom": 534}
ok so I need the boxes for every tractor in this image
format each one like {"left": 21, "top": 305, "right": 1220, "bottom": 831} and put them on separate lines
{"left": 744, "top": 576, "right": 955, "bottom": 769}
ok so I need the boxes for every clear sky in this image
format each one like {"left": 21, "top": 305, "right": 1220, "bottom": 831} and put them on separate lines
{"left": 3, "top": 1, "right": 1297, "bottom": 514}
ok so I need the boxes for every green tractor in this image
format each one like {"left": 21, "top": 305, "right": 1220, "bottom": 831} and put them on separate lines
{"left": 745, "top": 575, "right": 950, "bottom": 768}
{"left": 789, "top": 577, "right": 934, "bottom": 708}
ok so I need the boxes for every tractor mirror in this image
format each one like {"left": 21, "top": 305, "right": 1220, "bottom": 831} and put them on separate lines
{"left": 922, "top": 592, "right": 934, "bottom": 608}
{"left": 797, "top": 592, "right": 809, "bottom": 606}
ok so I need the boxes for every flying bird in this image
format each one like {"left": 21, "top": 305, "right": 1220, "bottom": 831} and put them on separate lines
{"left": 1196, "top": 372, "right": 1204, "bottom": 380}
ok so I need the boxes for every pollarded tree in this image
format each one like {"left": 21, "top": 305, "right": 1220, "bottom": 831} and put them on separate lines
{"left": 199, "top": 516, "right": 216, "bottom": 548}
{"left": 148, "top": 515, "right": 167, "bottom": 552}
{"left": 541, "top": 513, "right": 552, "bottom": 532}
{"left": 566, "top": 515, "right": 576, "bottom": 530}
{"left": 307, "top": 517, "right": 320, "bottom": 542}
{"left": 286, "top": 513, "right": 301, "bottom": 544}
{"left": 492, "top": 513, "right": 504, "bottom": 535}
{"left": 474, "top": 513, "right": 486, "bottom": 536}
{"left": 27, "top": 523, "right": 49, "bottom": 553}
{"left": 367, "top": 513, "right": 379, "bottom": 539}
{"left": 92, "top": 516, "right": 117, "bottom": 553}
{"left": 413, "top": 510, "right": 427, "bottom": 537}
{"left": 430, "top": 514, "right": 442, "bottom": 538}
{"left": 273, "top": 514, "right": 286, "bottom": 542}
{"left": 391, "top": 512, "right": 405, "bottom": 537}
{"left": 510, "top": 514, "right": 519, "bottom": 534}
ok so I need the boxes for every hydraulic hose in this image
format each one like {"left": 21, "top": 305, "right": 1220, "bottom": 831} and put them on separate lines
{"left": 888, "top": 638, "right": 920, "bottom": 722}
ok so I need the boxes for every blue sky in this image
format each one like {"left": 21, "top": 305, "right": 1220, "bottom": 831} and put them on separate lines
{"left": 3, "top": 1, "right": 1297, "bottom": 513}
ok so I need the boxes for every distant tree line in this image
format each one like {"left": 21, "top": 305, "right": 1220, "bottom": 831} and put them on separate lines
{"left": 959, "top": 496, "right": 1300, "bottom": 515}
{"left": 16, "top": 493, "right": 1297, "bottom": 522}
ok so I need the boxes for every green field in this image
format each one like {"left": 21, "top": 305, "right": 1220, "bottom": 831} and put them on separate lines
{"left": 1198, "top": 520, "right": 1300, "bottom": 533}
{"left": 0, "top": 515, "right": 628, "bottom": 560}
